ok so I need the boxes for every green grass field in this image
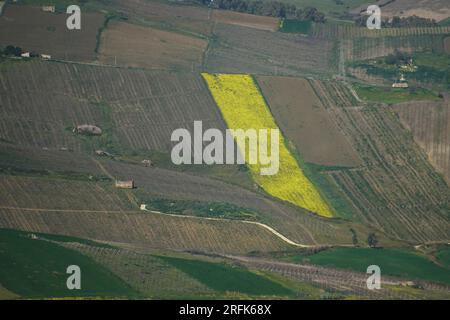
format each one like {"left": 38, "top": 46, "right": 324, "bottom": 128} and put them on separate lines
{"left": 0, "top": 229, "right": 137, "bottom": 298}
{"left": 436, "top": 246, "right": 450, "bottom": 269}
{"left": 280, "top": 19, "right": 312, "bottom": 33}
{"left": 159, "top": 256, "right": 293, "bottom": 297}
{"left": 354, "top": 84, "right": 440, "bottom": 104}
{"left": 287, "top": 247, "right": 450, "bottom": 285}
{"left": 414, "top": 52, "right": 450, "bottom": 70}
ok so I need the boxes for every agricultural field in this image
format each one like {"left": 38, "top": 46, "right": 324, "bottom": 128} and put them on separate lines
{"left": 0, "top": 175, "right": 131, "bottom": 211}
{"left": 0, "top": 228, "right": 137, "bottom": 298}
{"left": 108, "top": 0, "right": 213, "bottom": 37}
{"left": 1, "top": 0, "right": 450, "bottom": 301}
{"left": 204, "top": 23, "right": 334, "bottom": 77}
{"left": 202, "top": 73, "right": 333, "bottom": 218}
{"left": 256, "top": 76, "right": 361, "bottom": 167}
{"left": 286, "top": 247, "right": 450, "bottom": 285}
{"left": 346, "top": 34, "right": 446, "bottom": 62}
{"left": 0, "top": 60, "right": 227, "bottom": 154}
{"left": 309, "top": 80, "right": 450, "bottom": 243}
{"left": 232, "top": 255, "right": 450, "bottom": 300}
{"left": 102, "top": 159, "right": 375, "bottom": 246}
{"left": 0, "top": 5, "right": 104, "bottom": 61}
{"left": 211, "top": 10, "right": 280, "bottom": 32}
{"left": 277, "top": 0, "right": 370, "bottom": 20}
{"left": 311, "top": 23, "right": 450, "bottom": 40}
{"left": 64, "top": 243, "right": 217, "bottom": 299}
{"left": 393, "top": 100, "right": 450, "bottom": 185}
{"left": 0, "top": 208, "right": 292, "bottom": 255}
{"left": 98, "top": 21, "right": 207, "bottom": 71}
{"left": 373, "top": 0, "right": 450, "bottom": 22}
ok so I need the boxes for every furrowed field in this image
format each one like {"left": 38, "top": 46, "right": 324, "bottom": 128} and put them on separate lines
{"left": 394, "top": 100, "right": 450, "bottom": 185}
{"left": 308, "top": 80, "right": 450, "bottom": 242}
{"left": 202, "top": 73, "right": 333, "bottom": 218}
{"left": 204, "top": 23, "right": 334, "bottom": 77}
{"left": 98, "top": 21, "right": 207, "bottom": 71}
{"left": 0, "top": 5, "right": 104, "bottom": 61}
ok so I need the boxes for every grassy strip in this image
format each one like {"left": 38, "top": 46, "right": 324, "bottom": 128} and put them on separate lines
{"left": 136, "top": 194, "right": 259, "bottom": 221}
{"left": 354, "top": 84, "right": 440, "bottom": 104}
{"left": 279, "top": 19, "right": 312, "bottom": 34}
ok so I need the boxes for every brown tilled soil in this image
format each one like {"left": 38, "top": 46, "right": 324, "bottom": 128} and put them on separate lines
{"left": 211, "top": 10, "right": 279, "bottom": 31}
{"left": 256, "top": 76, "right": 362, "bottom": 167}
{"left": 0, "top": 5, "right": 104, "bottom": 61}
{"left": 98, "top": 21, "right": 207, "bottom": 70}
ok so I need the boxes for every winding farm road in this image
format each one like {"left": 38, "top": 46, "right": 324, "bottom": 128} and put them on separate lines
{"left": 0, "top": 205, "right": 316, "bottom": 248}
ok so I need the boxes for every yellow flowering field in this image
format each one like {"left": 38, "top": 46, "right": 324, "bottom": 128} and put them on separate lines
{"left": 202, "top": 73, "right": 333, "bottom": 218}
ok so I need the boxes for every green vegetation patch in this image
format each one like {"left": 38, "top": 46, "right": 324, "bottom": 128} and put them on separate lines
{"left": 280, "top": 19, "right": 312, "bottom": 33}
{"left": 436, "top": 246, "right": 450, "bottom": 269}
{"left": 352, "top": 50, "right": 450, "bottom": 89}
{"left": 354, "top": 84, "right": 440, "bottom": 104}
{"left": 137, "top": 196, "right": 259, "bottom": 221}
{"left": 0, "top": 229, "right": 137, "bottom": 298}
{"left": 288, "top": 247, "right": 450, "bottom": 285}
{"left": 159, "top": 256, "right": 293, "bottom": 296}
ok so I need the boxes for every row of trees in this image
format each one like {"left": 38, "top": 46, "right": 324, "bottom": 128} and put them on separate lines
{"left": 195, "top": 0, "right": 326, "bottom": 22}
{"left": 355, "top": 15, "right": 438, "bottom": 28}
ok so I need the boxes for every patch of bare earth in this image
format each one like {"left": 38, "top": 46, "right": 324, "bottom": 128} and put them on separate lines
{"left": 98, "top": 21, "right": 207, "bottom": 70}
{"left": 0, "top": 5, "right": 104, "bottom": 61}
{"left": 211, "top": 10, "right": 279, "bottom": 31}
{"left": 256, "top": 76, "right": 362, "bottom": 167}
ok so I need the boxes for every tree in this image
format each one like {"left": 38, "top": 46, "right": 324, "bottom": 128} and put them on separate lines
{"left": 3, "top": 45, "right": 22, "bottom": 57}
{"left": 367, "top": 233, "right": 379, "bottom": 248}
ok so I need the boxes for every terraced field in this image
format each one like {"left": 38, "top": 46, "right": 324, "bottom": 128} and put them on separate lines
{"left": 232, "top": 255, "right": 450, "bottom": 300}
{"left": 0, "top": 208, "right": 292, "bottom": 254}
{"left": 202, "top": 73, "right": 333, "bottom": 217}
{"left": 309, "top": 80, "right": 450, "bottom": 242}
{"left": 311, "top": 24, "right": 450, "bottom": 40}
{"left": 0, "top": 60, "right": 226, "bottom": 153}
{"left": 0, "top": 175, "right": 131, "bottom": 211}
{"left": 204, "top": 23, "right": 334, "bottom": 76}
{"left": 62, "top": 243, "right": 215, "bottom": 298}
{"left": 211, "top": 10, "right": 279, "bottom": 32}
{"left": 346, "top": 34, "right": 446, "bottom": 61}
{"left": 393, "top": 100, "right": 450, "bottom": 185}
{"left": 256, "top": 76, "right": 361, "bottom": 167}
{"left": 108, "top": 0, "right": 213, "bottom": 37}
